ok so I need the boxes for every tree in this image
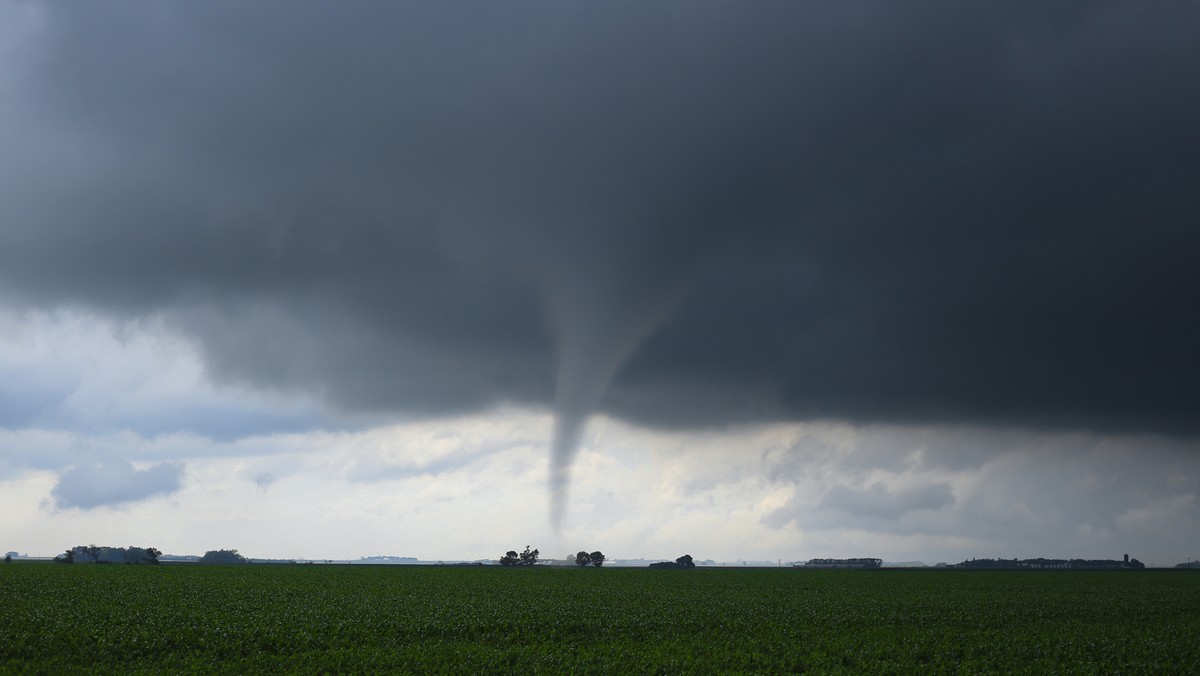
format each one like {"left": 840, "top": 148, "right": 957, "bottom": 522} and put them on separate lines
{"left": 650, "top": 554, "right": 697, "bottom": 570}
{"left": 4, "top": 555, "right": 10, "bottom": 564}
{"left": 519, "top": 545, "right": 539, "bottom": 566}
{"left": 123, "top": 546, "right": 162, "bottom": 564}
{"left": 200, "top": 549, "right": 248, "bottom": 564}
{"left": 575, "top": 551, "right": 592, "bottom": 567}
{"left": 84, "top": 544, "right": 103, "bottom": 564}
{"left": 589, "top": 551, "right": 606, "bottom": 567}
{"left": 499, "top": 545, "right": 539, "bottom": 566}
{"left": 55, "top": 549, "right": 75, "bottom": 564}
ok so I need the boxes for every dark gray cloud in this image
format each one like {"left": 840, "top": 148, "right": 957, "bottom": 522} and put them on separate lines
{"left": 757, "top": 423, "right": 1198, "bottom": 560}
{"left": 252, "top": 472, "right": 276, "bottom": 492}
{"left": 818, "top": 481, "right": 956, "bottom": 521}
{"left": 1, "top": 1, "right": 1198, "bottom": 451}
{"left": 49, "top": 459, "right": 183, "bottom": 510}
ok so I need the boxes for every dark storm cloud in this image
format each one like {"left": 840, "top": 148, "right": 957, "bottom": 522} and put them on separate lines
{"left": 2, "top": 1, "right": 1199, "bottom": 441}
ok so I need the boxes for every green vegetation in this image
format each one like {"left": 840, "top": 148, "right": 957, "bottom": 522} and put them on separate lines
{"left": 1, "top": 564, "right": 1196, "bottom": 672}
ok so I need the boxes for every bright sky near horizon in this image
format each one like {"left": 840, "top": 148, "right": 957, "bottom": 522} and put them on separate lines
{"left": 1, "top": 2, "right": 1197, "bottom": 565}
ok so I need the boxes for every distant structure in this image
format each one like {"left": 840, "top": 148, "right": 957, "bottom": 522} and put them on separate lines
{"left": 799, "top": 558, "right": 882, "bottom": 569}
{"left": 356, "top": 556, "right": 419, "bottom": 565}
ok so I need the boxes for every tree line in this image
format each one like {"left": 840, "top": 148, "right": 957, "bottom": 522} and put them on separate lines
{"left": 54, "top": 545, "right": 162, "bottom": 564}
{"left": 51, "top": 546, "right": 251, "bottom": 564}
{"left": 497, "top": 546, "right": 607, "bottom": 567}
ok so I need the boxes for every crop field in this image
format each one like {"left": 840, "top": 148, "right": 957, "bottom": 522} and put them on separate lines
{"left": 1, "top": 563, "right": 1197, "bottom": 672}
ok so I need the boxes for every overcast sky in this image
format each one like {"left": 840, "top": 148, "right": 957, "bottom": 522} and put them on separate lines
{"left": 2, "top": 2, "right": 1197, "bottom": 565}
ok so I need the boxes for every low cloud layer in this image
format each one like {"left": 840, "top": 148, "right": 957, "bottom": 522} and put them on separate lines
{"left": 0, "top": 413, "right": 1193, "bottom": 563}
{"left": 758, "top": 422, "right": 1198, "bottom": 560}
{"left": 50, "top": 459, "right": 183, "bottom": 510}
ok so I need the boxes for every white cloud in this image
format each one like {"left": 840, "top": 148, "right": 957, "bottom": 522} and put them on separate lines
{"left": 0, "top": 309, "right": 331, "bottom": 441}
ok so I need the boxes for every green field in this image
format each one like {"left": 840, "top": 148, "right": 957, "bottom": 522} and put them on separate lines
{"left": 1, "top": 563, "right": 1196, "bottom": 672}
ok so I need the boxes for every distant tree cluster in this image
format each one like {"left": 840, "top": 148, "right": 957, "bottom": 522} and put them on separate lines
{"left": 574, "top": 551, "right": 606, "bottom": 567}
{"left": 200, "top": 549, "right": 249, "bottom": 564}
{"left": 802, "top": 558, "right": 882, "bottom": 569}
{"left": 955, "top": 556, "right": 1144, "bottom": 570}
{"left": 650, "top": 554, "right": 696, "bottom": 570}
{"left": 53, "top": 545, "right": 161, "bottom": 564}
{"left": 499, "top": 546, "right": 539, "bottom": 566}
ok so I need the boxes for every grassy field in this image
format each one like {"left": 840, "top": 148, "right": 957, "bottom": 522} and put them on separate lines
{"left": 1, "top": 563, "right": 1196, "bottom": 672}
